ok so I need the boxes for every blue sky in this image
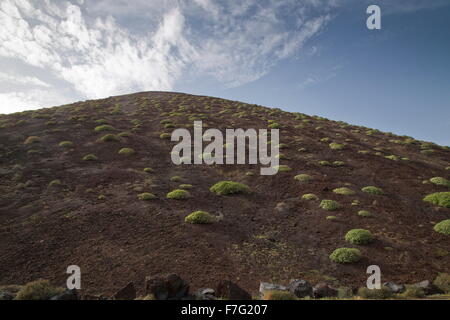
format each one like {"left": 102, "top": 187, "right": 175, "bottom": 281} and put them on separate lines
{"left": 1, "top": 0, "right": 449, "bottom": 145}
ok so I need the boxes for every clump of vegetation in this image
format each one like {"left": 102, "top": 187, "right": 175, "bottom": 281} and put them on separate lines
{"left": 361, "top": 186, "right": 384, "bottom": 195}
{"left": 302, "top": 193, "right": 319, "bottom": 201}
{"left": 433, "top": 219, "right": 450, "bottom": 235}
{"left": 333, "top": 187, "right": 356, "bottom": 196}
{"left": 397, "top": 286, "right": 425, "bottom": 299}
{"left": 357, "top": 287, "right": 393, "bottom": 299}
{"left": 24, "top": 136, "right": 40, "bottom": 144}
{"left": 263, "top": 290, "right": 297, "bottom": 300}
{"left": 170, "top": 176, "right": 183, "bottom": 182}
{"left": 329, "top": 142, "right": 345, "bottom": 150}
{"left": 100, "top": 134, "right": 119, "bottom": 142}
{"left": 433, "top": 273, "right": 450, "bottom": 293}
{"left": 268, "top": 122, "right": 281, "bottom": 129}
{"left": 294, "top": 174, "right": 312, "bottom": 183}
{"left": 319, "top": 200, "right": 341, "bottom": 211}
{"left": 210, "top": 181, "right": 250, "bottom": 195}
{"left": 83, "top": 154, "right": 98, "bottom": 161}
{"left": 274, "top": 165, "right": 292, "bottom": 172}
{"left": 167, "top": 189, "right": 191, "bottom": 200}
{"left": 185, "top": 211, "right": 214, "bottom": 224}
{"left": 358, "top": 210, "right": 371, "bottom": 217}
{"left": 94, "top": 125, "right": 115, "bottom": 132}
{"left": 160, "top": 133, "right": 171, "bottom": 139}
{"left": 385, "top": 155, "right": 400, "bottom": 161}
{"left": 421, "top": 149, "right": 434, "bottom": 156}
{"left": 326, "top": 216, "right": 338, "bottom": 221}
{"left": 423, "top": 192, "right": 450, "bottom": 208}
{"left": 48, "top": 180, "right": 61, "bottom": 187}
{"left": 345, "top": 229, "right": 373, "bottom": 245}
{"left": 329, "top": 248, "right": 361, "bottom": 263}
{"left": 333, "top": 161, "right": 345, "bottom": 166}
{"left": 319, "top": 161, "right": 331, "bottom": 166}
{"left": 118, "top": 148, "right": 135, "bottom": 156}
{"left": 138, "top": 193, "right": 156, "bottom": 201}
{"left": 15, "top": 280, "right": 64, "bottom": 300}
{"left": 143, "top": 168, "right": 153, "bottom": 173}
{"left": 118, "top": 132, "right": 131, "bottom": 138}
{"left": 429, "top": 177, "right": 450, "bottom": 187}
{"left": 59, "top": 141, "right": 73, "bottom": 148}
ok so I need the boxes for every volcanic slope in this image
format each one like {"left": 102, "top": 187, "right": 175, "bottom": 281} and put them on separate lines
{"left": 0, "top": 91, "right": 449, "bottom": 296}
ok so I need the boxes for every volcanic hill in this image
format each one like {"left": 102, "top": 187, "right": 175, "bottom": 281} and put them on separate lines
{"left": 0, "top": 91, "right": 449, "bottom": 296}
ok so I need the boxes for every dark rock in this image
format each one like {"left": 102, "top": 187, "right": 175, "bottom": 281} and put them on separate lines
{"left": 412, "top": 280, "right": 441, "bottom": 295}
{"left": 166, "top": 274, "right": 189, "bottom": 300}
{"left": 383, "top": 282, "right": 405, "bottom": 294}
{"left": 216, "top": 280, "right": 251, "bottom": 300}
{"left": 259, "top": 282, "right": 288, "bottom": 298}
{"left": 113, "top": 282, "right": 136, "bottom": 300}
{"left": 287, "top": 279, "right": 313, "bottom": 298}
{"left": 313, "top": 282, "right": 338, "bottom": 298}
{"left": 145, "top": 274, "right": 189, "bottom": 300}
{"left": 50, "top": 289, "right": 79, "bottom": 300}
{"left": 0, "top": 291, "right": 14, "bottom": 300}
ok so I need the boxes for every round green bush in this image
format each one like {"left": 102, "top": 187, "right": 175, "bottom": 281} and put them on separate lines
{"left": 24, "top": 136, "right": 40, "bottom": 144}
{"left": 358, "top": 210, "right": 371, "bottom": 217}
{"left": 143, "top": 167, "right": 153, "bottom": 173}
{"left": 160, "top": 133, "right": 171, "bottom": 139}
{"left": 210, "top": 181, "right": 250, "bottom": 195}
{"left": 319, "top": 199, "right": 341, "bottom": 211}
{"left": 138, "top": 193, "right": 156, "bottom": 201}
{"left": 100, "top": 134, "right": 119, "bottom": 142}
{"left": 326, "top": 216, "right": 338, "bottom": 221}
{"left": 319, "top": 161, "right": 331, "bottom": 166}
{"left": 118, "top": 148, "right": 135, "bottom": 156}
{"left": 294, "top": 174, "right": 312, "bottom": 183}
{"left": 433, "top": 219, "right": 450, "bottom": 235}
{"left": 329, "top": 248, "right": 361, "bottom": 263}
{"left": 433, "top": 273, "right": 450, "bottom": 293}
{"left": 179, "top": 184, "right": 193, "bottom": 189}
{"left": 95, "top": 125, "right": 115, "bottom": 132}
{"left": 185, "top": 211, "right": 214, "bottom": 224}
{"left": 361, "top": 186, "right": 384, "bottom": 195}
{"left": 167, "top": 189, "right": 191, "bottom": 200}
{"left": 423, "top": 192, "right": 450, "bottom": 208}
{"left": 302, "top": 193, "right": 318, "bottom": 201}
{"left": 59, "top": 141, "right": 73, "bottom": 148}
{"left": 274, "top": 165, "right": 292, "bottom": 172}
{"left": 118, "top": 132, "right": 131, "bottom": 138}
{"left": 329, "top": 142, "right": 345, "bottom": 150}
{"left": 333, "top": 187, "right": 356, "bottom": 196}
{"left": 345, "top": 229, "right": 374, "bottom": 245}
{"left": 429, "top": 177, "right": 450, "bottom": 187}
{"left": 83, "top": 154, "right": 98, "bottom": 161}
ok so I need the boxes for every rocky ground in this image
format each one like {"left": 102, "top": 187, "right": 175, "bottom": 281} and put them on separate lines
{"left": 0, "top": 91, "right": 449, "bottom": 298}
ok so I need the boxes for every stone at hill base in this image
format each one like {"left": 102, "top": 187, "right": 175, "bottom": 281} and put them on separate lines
{"left": 312, "top": 282, "right": 338, "bottom": 298}
{"left": 145, "top": 274, "right": 189, "bottom": 300}
{"left": 113, "top": 282, "right": 136, "bottom": 300}
{"left": 288, "top": 279, "right": 313, "bottom": 298}
{"left": 383, "top": 282, "right": 405, "bottom": 294}
{"left": 216, "top": 280, "right": 251, "bottom": 300}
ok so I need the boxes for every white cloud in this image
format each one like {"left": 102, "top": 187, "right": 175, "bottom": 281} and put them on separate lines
{"left": 0, "top": 72, "right": 50, "bottom": 87}
{"left": 0, "top": 0, "right": 333, "bottom": 112}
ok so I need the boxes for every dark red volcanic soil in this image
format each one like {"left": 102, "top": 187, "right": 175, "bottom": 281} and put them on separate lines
{"left": 0, "top": 91, "right": 449, "bottom": 296}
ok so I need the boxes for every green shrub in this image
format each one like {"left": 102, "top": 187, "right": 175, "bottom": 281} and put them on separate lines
{"left": 95, "top": 119, "right": 109, "bottom": 124}
{"left": 337, "top": 287, "right": 354, "bottom": 299}
{"left": 118, "top": 132, "right": 131, "bottom": 138}
{"left": 319, "top": 200, "right": 341, "bottom": 211}
{"left": 170, "top": 176, "right": 183, "bottom": 182}
{"left": 83, "top": 154, "right": 98, "bottom": 161}
{"left": 333, "top": 161, "right": 345, "bottom": 166}
{"left": 100, "top": 134, "right": 119, "bottom": 142}
{"left": 143, "top": 168, "right": 153, "bottom": 173}
{"left": 429, "top": 177, "right": 450, "bottom": 187}
{"left": 358, "top": 210, "right": 371, "bottom": 217}
{"left": 333, "top": 187, "right": 356, "bottom": 196}
{"left": 421, "top": 149, "right": 434, "bottom": 156}
{"left": 423, "top": 192, "right": 450, "bottom": 208}
{"left": 210, "top": 181, "right": 250, "bottom": 195}
{"left": 357, "top": 287, "right": 393, "bottom": 299}
{"left": 24, "top": 136, "right": 40, "bottom": 144}
{"left": 59, "top": 141, "right": 73, "bottom": 148}
{"left": 263, "top": 290, "right": 297, "bottom": 300}
{"left": 320, "top": 137, "right": 330, "bottom": 142}
{"left": 326, "top": 216, "right": 338, "bottom": 221}
{"left": 48, "top": 180, "right": 61, "bottom": 187}
{"left": 138, "top": 193, "right": 156, "bottom": 201}
{"left": 433, "top": 219, "right": 450, "bottom": 235}
{"left": 95, "top": 125, "right": 115, "bottom": 132}
{"left": 185, "top": 211, "right": 214, "bottom": 224}
{"left": 15, "top": 280, "right": 64, "bottom": 300}
{"left": 329, "top": 142, "right": 345, "bottom": 150}
{"left": 268, "top": 123, "right": 281, "bottom": 129}
{"left": 397, "top": 286, "right": 425, "bottom": 299}
{"left": 319, "top": 161, "right": 332, "bottom": 166}
{"left": 345, "top": 229, "right": 373, "bottom": 245}
{"left": 118, "top": 148, "right": 135, "bottom": 156}
{"left": 294, "top": 174, "right": 312, "bottom": 183}
{"left": 274, "top": 165, "right": 292, "bottom": 172}
{"left": 302, "top": 193, "right": 319, "bottom": 201}
{"left": 362, "top": 186, "right": 384, "bottom": 195}
{"left": 385, "top": 155, "right": 400, "bottom": 161}
{"left": 179, "top": 184, "right": 193, "bottom": 189}
{"left": 167, "top": 189, "right": 191, "bottom": 200}
{"left": 433, "top": 273, "right": 450, "bottom": 293}
{"left": 329, "top": 248, "right": 361, "bottom": 263}
{"left": 160, "top": 133, "right": 171, "bottom": 139}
